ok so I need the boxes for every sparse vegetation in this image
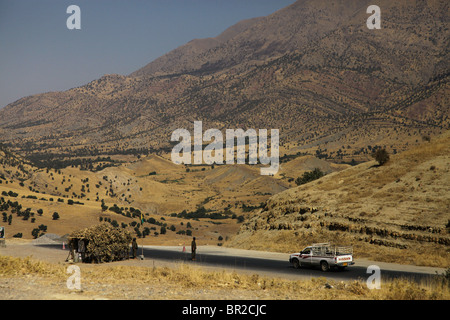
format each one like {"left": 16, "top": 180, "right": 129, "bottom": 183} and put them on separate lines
{"left": 295, "top": 168, "right": 325, "bottom": 186}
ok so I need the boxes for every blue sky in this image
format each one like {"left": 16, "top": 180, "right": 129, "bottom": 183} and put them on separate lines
{"left": 0, "top": 0, "right": 295, "bottom": 109}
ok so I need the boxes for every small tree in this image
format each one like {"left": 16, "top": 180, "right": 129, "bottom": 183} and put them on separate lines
{"left": 295, "top": 168, "right": 325, "bottom": 186}
{"left": 31, "top": 228, "right": 40, "bottom": 239}
{"left": 52, "top": 212, "right": 60, "bottom": 220}
{"left": 373, "top": 148, "right": 389, "bottom": 166}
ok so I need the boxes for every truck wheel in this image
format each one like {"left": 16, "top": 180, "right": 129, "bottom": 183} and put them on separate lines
{"left": 320, "top": 261, "right": 329, "bottom": 272}
{"left": 293, "top": 259, "right": 300, "bottom": 269}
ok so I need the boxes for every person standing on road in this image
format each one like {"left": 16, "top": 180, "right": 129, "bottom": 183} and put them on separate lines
{"left": 191, "top": 237, "right": 197, "bottom": 261}
{"left": 131, "top": 238, "right": 138, "bottom": 259}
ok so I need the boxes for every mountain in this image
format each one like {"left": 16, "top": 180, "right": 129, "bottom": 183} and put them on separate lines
{"left": 0, "top": 0, "right": 448, "bottom": 165}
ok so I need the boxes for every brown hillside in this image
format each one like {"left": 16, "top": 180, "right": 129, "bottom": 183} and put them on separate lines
{"left": 229, "top": 130, "right": 450, "bottom": 267}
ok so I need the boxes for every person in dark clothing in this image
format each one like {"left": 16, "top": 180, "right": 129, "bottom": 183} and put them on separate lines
{"left": 131, "top": 238, "right": 138, "bottom": 259}
{"left": 66, "top": 238, "right": 77, "bottom": 262}
{"left": 191, "top": 237, "right": 197, "bottom": 261}
{"left": 78, "top": 239, "right": 86, "bottom": 262}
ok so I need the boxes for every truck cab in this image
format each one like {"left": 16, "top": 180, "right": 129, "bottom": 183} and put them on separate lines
{"left": 290, "top": 246, "right": 313, "bottom": 268}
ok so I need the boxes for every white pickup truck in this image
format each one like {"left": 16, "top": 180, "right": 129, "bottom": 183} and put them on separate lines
{"left": 289, "top": 242, "right": 354, "bottom": 271}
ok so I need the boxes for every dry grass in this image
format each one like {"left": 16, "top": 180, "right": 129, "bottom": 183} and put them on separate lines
{"left": 1, "top": 254, "right": 448, "bottom": 300}
{"left": 0, "top": 255, "right": 66, "bottom": 278}
{"left": 230, "top": 131, "right": 450, "bottom": 268}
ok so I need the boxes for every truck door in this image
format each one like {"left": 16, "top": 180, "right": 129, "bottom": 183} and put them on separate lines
{"left": 299, "top": 247, "right": 312, "bottom": 266}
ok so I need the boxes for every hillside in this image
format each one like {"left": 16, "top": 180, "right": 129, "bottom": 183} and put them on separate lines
{"left": 0, "top": 0, "right": 448, "bottom": 165}
{"left": 1, "top": 144, "right": 350, "bottom": 245}
{"left": 229, "top": 130, "right": 450, "bottom": 267}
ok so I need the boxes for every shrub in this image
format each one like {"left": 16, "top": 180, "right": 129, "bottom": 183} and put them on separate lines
{"left": 52, "top": 212, "right": 60, "bottom": 220}
{"left": 31, "top": 228, "right": 40, "bottom": 239}
{"left": 372, "top": 148, "right": 390, "bottom": 166}
{"left": 295, "top": 168, "right": 325, "bottom": 186}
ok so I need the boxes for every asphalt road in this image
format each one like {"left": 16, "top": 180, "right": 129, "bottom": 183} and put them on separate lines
{"left": 142, "top": 246, "right": 444, "bottom": 283}
{"left": 37, "top": 244, "right": 445, "bottom": 284}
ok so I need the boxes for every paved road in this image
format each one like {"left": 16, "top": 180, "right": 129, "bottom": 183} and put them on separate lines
{"left": 142, "top": 246, "right": 445, "bottom": 283}
{"left": 37, "top": 244, "right": 445, "bottom": 284}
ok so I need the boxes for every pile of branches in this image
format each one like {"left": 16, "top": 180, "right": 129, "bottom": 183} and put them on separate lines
{"left": 69, "top": 223, "right": 132, "bottom": 263}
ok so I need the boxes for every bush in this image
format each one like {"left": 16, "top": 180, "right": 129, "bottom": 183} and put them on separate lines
{"left": 52, "top": 212, "right": 60, "bottom": 220}
{"left": 372, "top": 148, "right": 390, "bottom": 166}
{"left": 295, "top": 168, "right": 325, "bottom": 186}
{"left": 31, "top": 228, "right": 40, "bottom": 239}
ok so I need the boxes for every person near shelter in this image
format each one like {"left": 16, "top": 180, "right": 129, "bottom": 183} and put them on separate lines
{"left": 191, "top": 237, "right": 197, "bottom": 261}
